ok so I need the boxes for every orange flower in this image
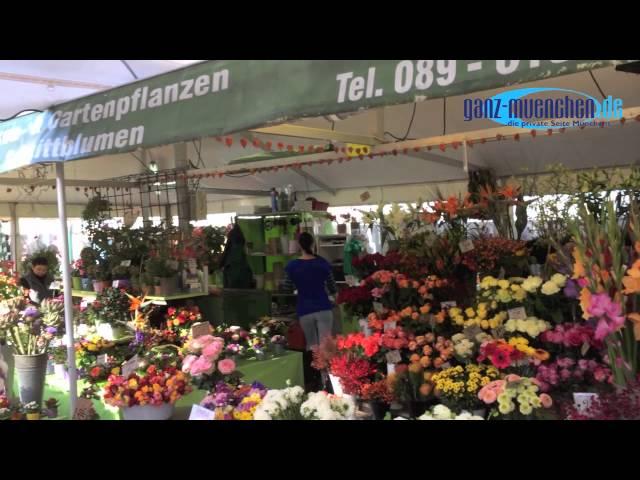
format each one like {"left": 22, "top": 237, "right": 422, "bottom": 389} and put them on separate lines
{"left": 433, "top": 357, "right": 444, "bottom": 369}
{"left": 635, "top": 241, "right": 640, "bottom": 254}
{"left": 424, "top": 333, "right": 435, "bottom": 344}
{"left": 408, "top": 341, "right": 418, "bottom": 351}
{"left": 623, "top": 260, "right": 640, "bottom": 294}
{"left": 579, "top": 288, "right": 592, "bottom": 320}
{"left": 533, "top": 349, "right": 550, "bottom": 361}
{"left": 400, "top": 307, "right": 413, "bottom": 318}
{"left": 419, "top": 305, "right": 431, "bottom": 315}
{"left": 419, "top": 383, "right": 433, "bottom": 397}
{"left": 410, "top": 354, "right": 421, "bottom": 363}
{"left": 422, "top": 345, "right": 433, "bottom": 356}
{"left": 498, "top": 184, "right": 519, "bottom": 199}
{"left": 398, "top": 279, "right": 409, "bottom": 289}
{"left": 434, "top": 311, "right": 446, "bottom": 324}
{"left": 411, "top": 312, "right": 419, "bottom": 321}
{"left": 444, "top": 196, "right": 459, "bottom": 217}
{"left": 572, "top": 248, "right": 586, "bottom": 279}
{"left": 419, "top": 356, "right": 431, "bottom": 368}
{"left": 627, "top": 313, "right": 640, "bottom": 341}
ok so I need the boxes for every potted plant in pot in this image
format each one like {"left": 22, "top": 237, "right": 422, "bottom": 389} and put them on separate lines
{"left": 24, "top": 401, "right": 42, "bottom": 420}
{"left": 111, "top": 264, "right": 132, "bottom": 290}
{"left": 80, "top": 247, "right": 100, "bottom": 291}
{"left": 0, "top": 298, "right": 64, "bottom": 407}
{"left": 87, "top": 264, "right": 109, "bottom": 294}
{"left": 145, "top": 257, "right": 177, "bottom": 297}
{"left": 70, "top": 259, "right": 85, "bottom": 291}
{"left": 49, "top": 344, "right": 68, "bottom": 382}
{"left": 44, "top": 397, "right": 60, "bottom": 418}
{"left": 90, "top": 287, "right": 131, "bottom": 340}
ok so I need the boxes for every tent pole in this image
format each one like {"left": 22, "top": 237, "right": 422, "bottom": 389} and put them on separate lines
{"left": 55, "top": 163, "right": 78, "bottom": 417}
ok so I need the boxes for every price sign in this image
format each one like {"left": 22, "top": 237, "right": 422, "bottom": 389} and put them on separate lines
{"left": 508, "top": 307, "right": 527, "bottom": 320}
{"left": 386, "top": 363, "right": 396, "bottom": 375}
{"left": 122, "top": 354, "right": 140, "bottom": 377}
{"left": 191, "top": 322, "right": 212, "bottom": 339}
{"left": 72, "top": 398, "right": 95, "bottom": 420}
{"left": 441, "top": 301, "right": 457, "bottom": 309}
{"left": 383, "top": 321, "right": 397, "bottom": 332}
{"left": 189, "top": 404, "right": 215, "bottom": 421}
{"left": 385, "top": 350, "right": 402, "bottom": 364}
{"left": 120, "top": 260, "right": 132, "bottom": 267}
{"left": 96, "top": 354, "right": 108, "bottom": 366}
{"left": 459, "top": 239, "right": 475, "bottom": 253}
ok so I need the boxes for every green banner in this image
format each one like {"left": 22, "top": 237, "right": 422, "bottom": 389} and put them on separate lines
{"left": 0, "top": 60, "right": 630, "bottom": 174}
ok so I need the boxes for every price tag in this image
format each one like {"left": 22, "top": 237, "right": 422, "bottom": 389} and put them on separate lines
{"left": 373, "top": 302, "right": 384, "bottom": 314}
{"left": 189, "top": 404, "right": 215, "bottom": 421}
{"left": 385, "top": 350, "right": 402, "bottom": 364}
{"left": 386, "top": 363, "right": 396, "bottom": 375}
{"left": 120, "top": 260, "right": 132, "bottom": 267}
{"left": 191, "top": 322, "right": 212, "bottom": 339}
{"left": 383, "top": 321, "right": 397, "bottom": 332}
{"left": 441, "top": 301, "right": 457, "bottom": 308}
{"left": 442, "top": 362, "right": 452, "bottom": 369}
{"left": 122, "top": 354, "right": 140, "bottom": 377}
{"left": 112, "top": 280, "right": 120, "bottom": 288}
{"left": 72, "top": 398, "right": 94, "bottom": 420}
{"left": 96, "top": 354, "right": 108, "bottom": 366}
{"left": 459, "top": 239, "right": 475, "bottom": 253}
{"left": 508, "top": 307, "right": 527, "bottom": 320}
{"left": 50, "top": 281, "right": 62, "bottom": 290}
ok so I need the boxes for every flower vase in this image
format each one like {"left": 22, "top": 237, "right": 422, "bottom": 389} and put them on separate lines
{"left": 406, "top": 400, "right": 430, "bottom": 419}
{"left": 80, "top": 277, "right": 92, "bottom": 291}
{"left": 14, "top": 353, "right": 48, "bottom": 407}
{"left": 362, "top": 400, "right": 389, "bottom": 420}
{"left": 273, "top": 344, "right": 286, "bottom": 356}
{"left": 71, "top": 276, "right": 82, "bottom": 290}
{"left": 26, "top": 412, "right": 41, "bottom": 420}
{"left": 255, "top": 351, "right": 266, "bottom": 361}
{"left": 122, "top": 403, "right": 174, "bottom": 420}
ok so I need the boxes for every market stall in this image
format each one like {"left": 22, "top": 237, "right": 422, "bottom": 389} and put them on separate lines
{"left": 1, "top": 59, "right": 640, "bottom": 420}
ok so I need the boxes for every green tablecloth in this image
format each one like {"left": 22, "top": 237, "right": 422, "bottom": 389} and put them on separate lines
{"left": 19, "top": 350, "right": 303, "bottom": 420}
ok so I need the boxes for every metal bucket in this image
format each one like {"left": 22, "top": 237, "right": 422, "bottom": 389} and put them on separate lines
{"left": 14, "top": 353, "right": 48, "bottom": 406}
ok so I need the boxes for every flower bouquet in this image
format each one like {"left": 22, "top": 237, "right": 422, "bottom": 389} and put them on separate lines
{"left": 103, "top": 365, "right": 191, "bottom": 420}
{"left": 181, "top": 335, "right": 241, "bottom": 390}
{"left": 300, "top": 391, "right": 356, "bottom": 420}
{"left": 478, "top": 374, "right": 553, "bottom": 419}
{"left": 431, "top": 364, "right": 500, "bottom": 414}
{"left": 164, "top": 306, "right": 202, "bottom": 341}
{"left": 418, "top": 404, "right": 484, "bottom": 420}
{"left": 0, "top": 272, "right": 21, "bottom": 301}
{"left": 200, "top": 381, "right": 268, "bottom": 420}
{"left": 253, "top": 385, "right": 307, "bottom": 420}
{"left": 0, "top": 298, "right": 64, "bottom": 355}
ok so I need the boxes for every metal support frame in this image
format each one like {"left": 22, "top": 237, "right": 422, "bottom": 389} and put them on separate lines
{"left": 291, "top": 167, "right": 337, "bottom": 196}
{"left": 55, "top": 163, "right": 77, "bottom": 418}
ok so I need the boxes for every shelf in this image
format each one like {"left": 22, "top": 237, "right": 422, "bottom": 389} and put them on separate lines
{"left": 319, "top": 244, "right": 345, "bottom": 248}
{"left": 237, "top": 211, "right": 329, "bottom": 218}
{"left": 71, "top": 290, "right": 208, "bottom": 303}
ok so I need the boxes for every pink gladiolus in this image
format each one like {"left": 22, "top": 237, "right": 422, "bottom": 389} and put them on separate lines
{"left": 587, "top": 293, "right": 625, "bottom": 341}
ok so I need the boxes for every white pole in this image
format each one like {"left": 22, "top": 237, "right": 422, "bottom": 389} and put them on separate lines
{"left": 55, "top": 163, "right": 78, "bottom": 417}
{"left": 463, "top": 140, "right": 469, "bottom": 173}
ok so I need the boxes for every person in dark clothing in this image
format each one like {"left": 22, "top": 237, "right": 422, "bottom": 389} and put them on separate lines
{"left": 283, "top": 232, "right": 337, "bottom": 392}
{"left": 219, "top": 224, "right": 254, "bottom": 289}
{"left": 20, "top": 256, "right": 53, "bottom": 305}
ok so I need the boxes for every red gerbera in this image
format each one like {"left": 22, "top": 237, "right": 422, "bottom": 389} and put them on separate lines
{"left": 490, "top": 349, "right": 511, "bottom": 369}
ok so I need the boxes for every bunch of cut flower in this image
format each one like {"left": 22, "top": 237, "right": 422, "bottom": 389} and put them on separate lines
{"left": 563, "top": 374, "right": 640, "bottom": 420}
{"left": 504, "top": 316, "right": 552, "bottom": 339}
{"left": 448, "top": 303, "right": 508, "bottom": 331}
{"left": 0, "top": 298, "right": 64, "bottom": 355}
{"left": 431, "top": 364, "right": 500, "bottom": 412}
{"left": 214, "top": 325, "right": 251, "bottom": 357}
{"left": 451, "top": 329, "right": 493, "bottom": 361}
{"left": 535, "top": 356, "right": 612, "bottom": 393}
{"left": 164, "top": 305, "right": 202, "bottom": 339}
{"left": 254, "top": 316, "right": 289, "bottom": 337}
{"left": 477, "top": 337, "right": 549, "bottom": 371}
{"left": 254, "top": 384, "right": 356, "bottom": 420}
{"left": 181, "top": 334, "right": 241, "bottom": 390}
{"left": 200, "top": 381, "right": 268, "bottom": 420}
{"left": 0, "top": 272, "right": 21, "bottom": 301}
{"left": 478, "top": 374, "right": 553, "bottom": 418}
{"left": 460, "top": 237, "right": 529, "bottom": 275}
{"left": 103, "top": 364, "right": 191, "bottom": 408}
{"left": 336, "top": 285, "right": 373, "bottom": 319}
{"left": 418, "top": 404, "right": 484, "bottom": 420}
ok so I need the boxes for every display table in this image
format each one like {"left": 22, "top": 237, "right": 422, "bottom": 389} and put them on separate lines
{"left": 71, "top": 290, "right": 208, "bottom": 305}
{"left": 20, "top": 350, "right": 303, "bottom": 420}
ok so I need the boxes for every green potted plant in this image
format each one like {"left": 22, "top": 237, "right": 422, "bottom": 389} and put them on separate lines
{"left": 44, "top": 397, "right": 60, "bottom": 418}
{"left": 111, "top": 264, "right": 132, "bottom": 290}
{"left": 91, "top": 287, "right": 130, "bottom": 340}
{"left": 49, "top": 345, "right": 68, "bottom": 381}
{"left": 70, "top": 259, "right": 85, "bottom": 290}
{"left": 145, "top": 257, "right": 177, "bottom": 296}
{"left": 24, "top": 401, "right": 41, "bottom": 420}
{"left": 90, "top": 263, "right": 111, "bottom": 294}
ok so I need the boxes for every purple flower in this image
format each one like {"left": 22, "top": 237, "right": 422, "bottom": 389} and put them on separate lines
{"left": 45, "top": 327, "right": 57, "bottom": 335}
{"left": 563, "top": 279, "right": 578, "bottom": 299}
{"left": 23, "top": 306, "right": 39, "bottom": 318}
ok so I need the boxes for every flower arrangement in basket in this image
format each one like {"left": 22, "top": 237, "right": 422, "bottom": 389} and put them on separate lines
{"left": 181, "top": 335, "right": 242, "bottom": 391}
{"left": 164, "top": 306, "right": 202, "bottom": 340}
{"left": 103, "top": 365, "right": 191, "bottom": 419}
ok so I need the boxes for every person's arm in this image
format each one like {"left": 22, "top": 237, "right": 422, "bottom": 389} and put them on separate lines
{"left": 325, "top": 269, "right": 337, "bottom": 295}
{"left": 19, "top": 277, "right": 30, "bottom": 297}
{"left": 282, "top": 270, "right": 296, "bottom": 293}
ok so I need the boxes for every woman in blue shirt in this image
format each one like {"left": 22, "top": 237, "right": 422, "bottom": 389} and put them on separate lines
{"left": 283, "top": 232, "right": 337, "bottom": 350}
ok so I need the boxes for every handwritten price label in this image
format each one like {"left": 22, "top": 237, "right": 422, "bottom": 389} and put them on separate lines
{"left": 122, "top": 354, "right": 140, "bottom": 377}
{"left": 189, "top": 404, "right": 215, "bottom": 421}
{"left": 191, "top": 322, "right": 212, "bottom": 339}
{"left": 508, "top": 307, "right": 527, "bottom": 320}
{"left": 441, "top": 301, "right": 457, "bottom": 308}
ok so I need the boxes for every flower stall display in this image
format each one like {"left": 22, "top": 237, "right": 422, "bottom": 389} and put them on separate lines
{"left": 431, "top": 364, "right": 500, "bottom": 414}
{"left": 478, "top": 374, "right": 553, "bottom": 419}
{"left": 418, "top": 404, "right": 484, "bottom": 420}
{"left": 89, "top": 287, "right": 132, "bottom": 340}
{"left": 181, "top": 334, "right": 241, "bottom": 390}
{"left": 200, "top": 381, "right": 268, "bottom": 420}
{"left": 103, "top": 365, "right": 191, "bottom": 420}
{"left": 253, "top": 384, "right": 356, "bottom": 420}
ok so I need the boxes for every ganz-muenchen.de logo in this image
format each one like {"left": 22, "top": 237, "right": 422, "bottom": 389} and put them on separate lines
{"left": 463, "top": 87, "right": 624, "bottom": 129}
